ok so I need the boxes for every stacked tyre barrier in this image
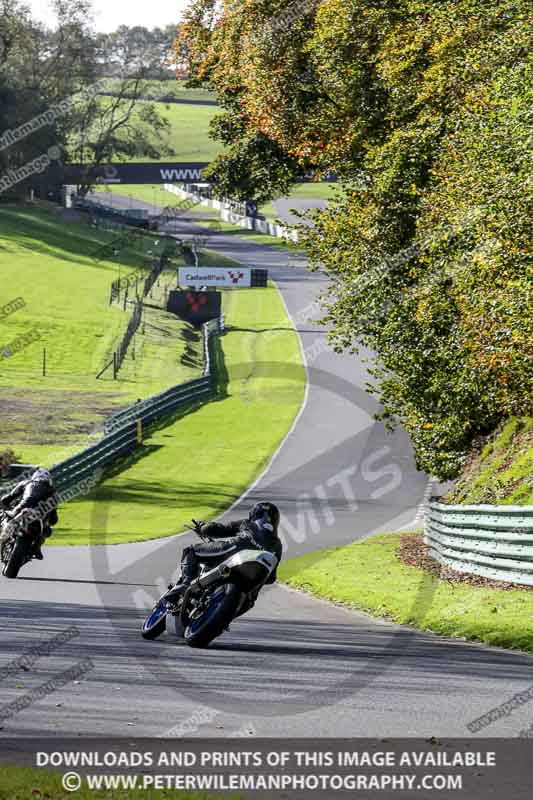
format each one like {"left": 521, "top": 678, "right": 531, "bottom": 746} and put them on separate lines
{"left": 425, "top": 500, "right": 533, "bottom": 586}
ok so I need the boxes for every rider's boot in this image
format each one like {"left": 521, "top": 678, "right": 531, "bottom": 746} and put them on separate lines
{"left": 166, "top": 548, "right": 196, "bottom": 602}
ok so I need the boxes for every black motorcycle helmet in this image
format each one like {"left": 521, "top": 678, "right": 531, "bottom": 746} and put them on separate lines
{"left": 248, "top": 502, "right": 280, "bottom": 533}
{"left": 31, "top": 468, "right": 53, "bottom": 486}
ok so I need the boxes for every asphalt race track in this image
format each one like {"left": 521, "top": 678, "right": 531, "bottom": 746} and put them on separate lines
{"left": 1, "top": 196, "right": 532, "bottom": 741}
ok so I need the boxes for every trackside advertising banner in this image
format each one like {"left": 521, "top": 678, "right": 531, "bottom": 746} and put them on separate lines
{"left": 178, "top": 267, "right": 252, "bottom": 288}
{"left": 63, "top": 162, "right": 209, "bottom": 184}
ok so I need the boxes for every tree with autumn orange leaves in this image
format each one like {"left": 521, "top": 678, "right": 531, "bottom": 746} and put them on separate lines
{"left": 175, "top": 0, "right": 532, "bottom": 480}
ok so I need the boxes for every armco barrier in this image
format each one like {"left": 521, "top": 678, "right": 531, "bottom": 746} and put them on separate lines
{"left": 425, "top": 500, "right": 533, "bottom": 586}
{"left": 48, "top": 318, "right": 222, "bottom": 496}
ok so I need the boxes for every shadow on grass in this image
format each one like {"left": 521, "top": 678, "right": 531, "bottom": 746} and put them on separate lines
{"left": 0, "top": 205, "right": 150, "bottom": 272}
{"left": 89, "top": 479, "right": 237, "bottom": 508}
{"left": 210, "top": 331, "right": 229, "bottom": 401}
{"left": 225, "top": 325, "right": 310, "bottom": 334}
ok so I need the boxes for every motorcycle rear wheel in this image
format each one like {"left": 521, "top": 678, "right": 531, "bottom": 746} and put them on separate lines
{"left": 184, "top": 583, "right": 241, "bottom": 649}
{"left": 3, "top": 537, "right": 29, "bottom": 579}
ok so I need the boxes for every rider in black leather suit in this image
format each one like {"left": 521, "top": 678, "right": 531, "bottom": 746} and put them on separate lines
{"left": 1, "top": 469, "right": 59, "bottom": 559}
{"left": 171, "top": 502, "right": 282, "bottom": 597}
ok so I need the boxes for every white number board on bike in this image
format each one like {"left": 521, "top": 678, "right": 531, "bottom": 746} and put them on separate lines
{"left": 178, "top": 267, "right": 252, "bottom": 289}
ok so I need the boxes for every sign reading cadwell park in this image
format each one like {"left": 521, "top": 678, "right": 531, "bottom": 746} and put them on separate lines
{"left": 178, "top": 267, "right": 268, "bottom": 289}
{"left": 168, "top": 267, "right": 268, "bottom": 324}
{"left": 179, "top": 267, "right": 250, "bottom": 289}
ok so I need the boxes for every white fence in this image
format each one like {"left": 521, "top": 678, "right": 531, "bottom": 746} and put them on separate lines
{"left": 163, "top": 184, "right": 299, "bottom": 243}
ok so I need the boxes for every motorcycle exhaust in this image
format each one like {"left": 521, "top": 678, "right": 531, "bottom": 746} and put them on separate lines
{"left": 179, "top": 564, "right": 232, "bottom": 629}
{"left": 196, "top": 563, "right": 231, "bottom": 590}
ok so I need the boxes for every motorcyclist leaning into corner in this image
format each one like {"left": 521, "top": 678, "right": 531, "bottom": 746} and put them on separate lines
{"left": 168, "top": 501, "right": 283, "bottom": 601}
{"left": 0, "top": 468, "right": 59, "bottom": 560}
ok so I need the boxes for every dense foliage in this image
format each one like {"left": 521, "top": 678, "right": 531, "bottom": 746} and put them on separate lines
{"left": 175, "top": 0, "right": 532, "bottom": 478}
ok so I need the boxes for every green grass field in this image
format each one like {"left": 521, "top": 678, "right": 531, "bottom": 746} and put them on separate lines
{"left": 280, "top": 532, "right": 533, "bottom": 651}
{"left": 110, "top": 100, "right": 221, "bottom": 163}
{"left": 95, "top": 184, "right": 179, "bottom": 207}
{"left": 97, "top": 95, "right": 340, "bottom": 214}
{"left": 102, "top": 78, "right": 218, "bottom": 104}
{"left": 52, "top": 281, "right": 305, "bottom": 545}
{"left": 147, "top": 102, "right": 221, "bottom": 161}
{"left": 0, "top": 767, "right": 233, "bottom": 800}
{"left": 0, "top": 204, "right": 219, "bottom": 465}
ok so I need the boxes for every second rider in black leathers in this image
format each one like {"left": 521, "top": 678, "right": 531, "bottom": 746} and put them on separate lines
{"left": 0, "top": 468, "right": 59, "bottom": 559}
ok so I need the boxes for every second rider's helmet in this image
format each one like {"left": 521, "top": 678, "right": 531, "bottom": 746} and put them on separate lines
{"left": 31, "top": 468, "right": 54, "bottom": 487}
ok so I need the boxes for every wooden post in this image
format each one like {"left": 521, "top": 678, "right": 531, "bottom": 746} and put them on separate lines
{"left": 136, "top": 419, "right": 143, "bottom": 445}
{"left": 113, "top": 351, "right": 117, "bottom": 380}
{"left": 42, "top": 348, "right": 46, "bottom": 377}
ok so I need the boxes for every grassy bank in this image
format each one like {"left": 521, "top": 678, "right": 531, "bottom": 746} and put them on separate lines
{"left": 0, "top": 205, "right": 206, "bottom": 465}
{"left": 279, "top": 532, "right": 533, "bottom": 651}
{"left": 53, "top": 282, "right": 305, "bottom": 545}
{"left": 0, "top": 767, "right": 233, "bottom": 800}
{"left": 446, "top": 417, "right": 533, "bottom": 505}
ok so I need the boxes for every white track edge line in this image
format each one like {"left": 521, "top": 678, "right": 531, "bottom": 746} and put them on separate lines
{"left": 223, "top": 275, "right": 311, "bottom": 516}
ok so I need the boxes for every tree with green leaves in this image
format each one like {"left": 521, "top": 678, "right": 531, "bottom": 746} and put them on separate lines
{"left": 0, "top": 0, "right": 173, "bottom": 199}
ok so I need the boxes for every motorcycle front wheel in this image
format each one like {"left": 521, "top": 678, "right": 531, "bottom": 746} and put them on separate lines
{"left": 184, "top": 583, "right": 241, "bottom": 649}
{"left": 142, "top": 600, "right": 168, "bottom": 640}
{"left": 3, "top": 537, "right": 29, "bottom": 579}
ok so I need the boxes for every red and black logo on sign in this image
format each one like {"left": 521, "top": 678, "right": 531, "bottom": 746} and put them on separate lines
{"left": 167, "top": 290, "right": 222, "bottom": 324}
{"left": 186, "top": 292, "right": 208, "bottom": 313}
{"left": 228, "top": 271, "right": 245, "bottom": 285}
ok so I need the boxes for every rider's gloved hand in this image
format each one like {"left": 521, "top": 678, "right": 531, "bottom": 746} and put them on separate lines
{"left": 0, "top": 496, "right": 11, "bottom": 508}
